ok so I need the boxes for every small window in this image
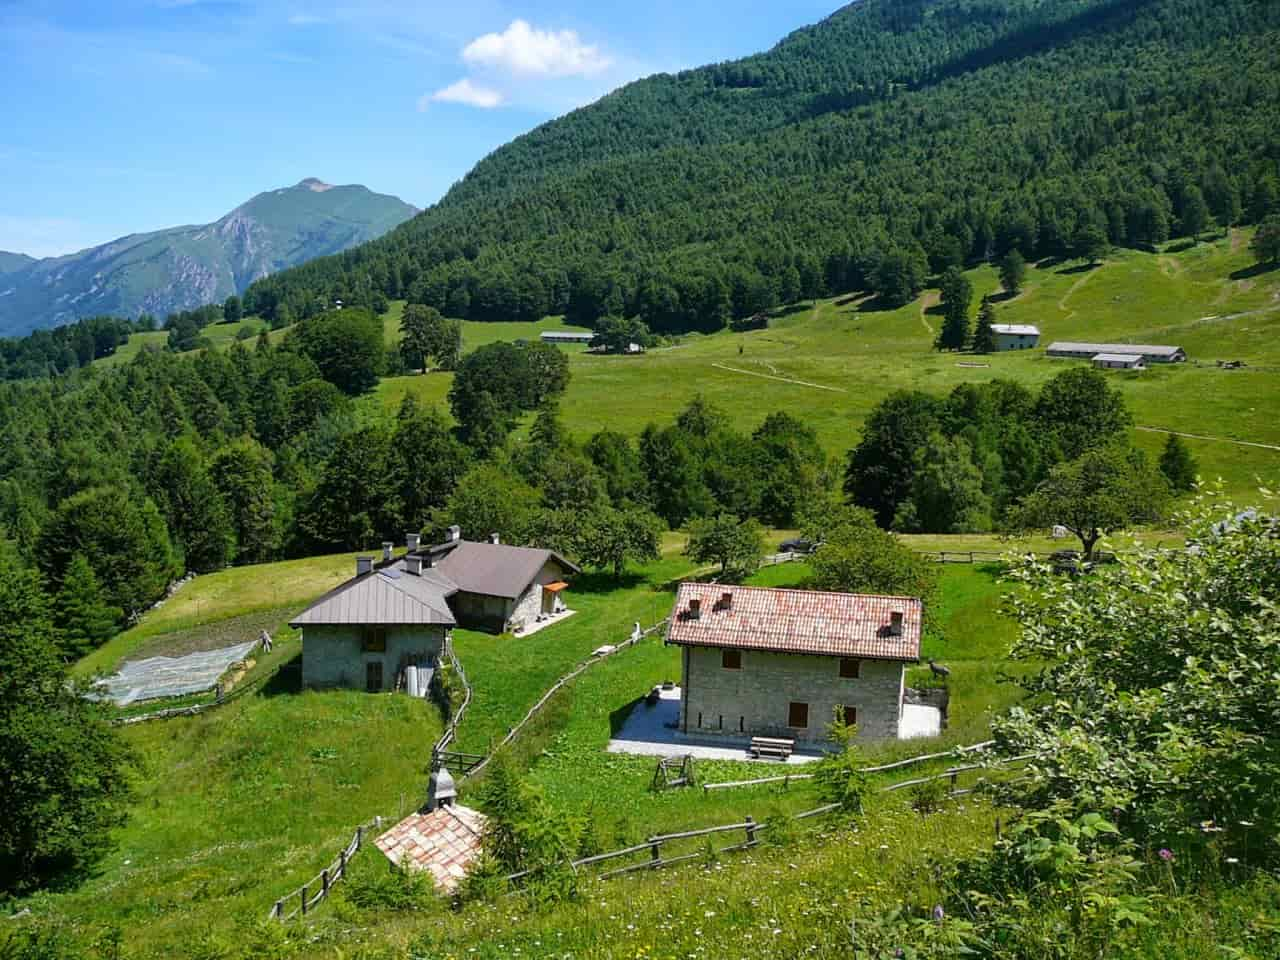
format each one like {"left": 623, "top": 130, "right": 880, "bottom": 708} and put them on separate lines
{"left": 361, "top": 627, "right": 387, "bottom": 653}
{"left": 788, "top": 701, "right": 809, "bottom": 729}
{"left": 842, "top": 705, "right": 857, "bottom": 729}
{"left": 839, "top": 657, "right": 860, "bottom": 679}
{"left": 722, "top": 649, "right": 742, "bottom": 670}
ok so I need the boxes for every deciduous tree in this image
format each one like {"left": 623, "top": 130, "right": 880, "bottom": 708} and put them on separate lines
{"left": 684, "top": 513, "right": 764, "bottom": 578}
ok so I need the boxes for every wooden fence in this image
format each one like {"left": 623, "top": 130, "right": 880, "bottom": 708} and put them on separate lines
{"left": 501, "top": 752, "right": 1030, "bottom": 888}
{"left": 268, "top": 816, "right": 384, "bottom": 921}
{"left": 431, "top": 646, "right": 473, "bottom": 761}
{"left": 700, "top": 740, "right": 997, "bottom": 792}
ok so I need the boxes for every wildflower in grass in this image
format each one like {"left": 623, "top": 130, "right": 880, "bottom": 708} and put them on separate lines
{"left": 932, "top": 904, "right": 945, "bottom": 921}
{"left": 1158, "top": 848, "right": 1173, "bottom": 861}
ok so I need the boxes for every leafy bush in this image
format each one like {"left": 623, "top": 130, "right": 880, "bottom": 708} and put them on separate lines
{"left": 342, "top": 856, "right": 434, "bottom": 911}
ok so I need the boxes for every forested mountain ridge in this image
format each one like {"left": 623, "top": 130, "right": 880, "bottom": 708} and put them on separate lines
{"left": 242, "top": 0, "right": 1280, "bottom": 332}
{"left": 0, "top": 180, "right": 417, "bottom": 337}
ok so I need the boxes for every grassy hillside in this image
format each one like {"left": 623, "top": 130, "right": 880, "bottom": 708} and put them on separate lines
{"left": 17, "top": 521, "right": 1036, "bottom": 956}
{"left": 370, "top": 231, "right": 1280, "bottom": 504}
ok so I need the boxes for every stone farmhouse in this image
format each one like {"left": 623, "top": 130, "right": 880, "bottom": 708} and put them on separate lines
{"left": 664, "top": 582, "right": 923, "bottom": 746}
{"left": 290, "top": 527, "right": 578, "bottom": 692}
{"left": 990, "top": 323, "right": 1040, "bottom": 351}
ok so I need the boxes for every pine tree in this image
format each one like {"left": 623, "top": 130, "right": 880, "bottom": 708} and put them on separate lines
{"left": 53, "top": 554, "right": 122, "bottom": 659}
{"left": 972, "top": 298, "right": 998, "bottom": 354}
{"left": 1158, "top": 433, "right": 1198, "bottom": 492}
{"left": 998, "top": 250, "right": 1026, "bottom": 295}
{"left": 936, "top": 266, "right": 972, "bottom": 351}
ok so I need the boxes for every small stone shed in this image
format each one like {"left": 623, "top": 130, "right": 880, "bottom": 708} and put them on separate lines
{"left": 665, "top": 583, "right": 923, "bottom": 746}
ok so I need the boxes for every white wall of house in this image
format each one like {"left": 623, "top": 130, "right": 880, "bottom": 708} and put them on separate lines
{"left": 994, "top": 333, "right": 1039, "bottom": 351}
{"left": 301, "top": 624, "right": 448, "bottom": 690}
{"left": 678, "top": 646, "right": 906, "bottom": 744}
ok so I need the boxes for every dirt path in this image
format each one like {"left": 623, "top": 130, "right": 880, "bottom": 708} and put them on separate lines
{"left": 918, "top": 291, "right": 939, "bottom": 336}
{"left": 711, "top": 362, "right": 847, "bottom": 393}
{"left": 1136, "top": 425, "right": 1280, "bottom": 452}
{"left": 1057, "top": 268, "right": 1098, "bottom": 322}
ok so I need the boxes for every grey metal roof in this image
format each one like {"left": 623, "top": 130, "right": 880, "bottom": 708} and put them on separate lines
{"left": 1093, "top": 353, "right": 1145, "bottom": 363}
{"left": 430, "top": 541, "right": 579, "bottom": 600}
{"left": 290, "top": 567, "right": 456, "bottom": 627}
{"left": 1047, "top": 341, "right": 1182, "bottom": 356}
{"left": 991, "top": 324, "right": 1040, "bottom": 336}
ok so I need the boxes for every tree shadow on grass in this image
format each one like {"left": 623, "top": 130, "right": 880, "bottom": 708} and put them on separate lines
{"left": 770, "top": 302, "right": 814, "bottom": 319}
{"left": 1229, "top": 260, "right": 1277, "bottom": 281}
{"left": 1164, "top": 240, "right": 1197, "bottom": 254}
{"left": 924, "top": 301, "right": 947, "bottom": 317}
{"left": 1056, "top": 262, "right": 1100, "bottom": 275}
{"left": 857, "top": 293, "right": 909, "bottom": 313}
{"left": 569, "top": 570, "right": 650, "bottom": 595}
{"left": 987, "top": 289, "right": 1018, "bottom": 303}
{"left": 258, "top": 653, "right": 302, "bottom": 697}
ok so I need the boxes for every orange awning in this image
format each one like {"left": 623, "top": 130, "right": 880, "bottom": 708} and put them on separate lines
{"left": 544, "top": 581, "right": 569, "bottom": 593}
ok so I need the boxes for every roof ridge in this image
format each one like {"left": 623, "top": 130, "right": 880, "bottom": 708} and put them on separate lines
{"left": 377, "top": 569, "right": 453, "bottom": 616}
{"left": 680, "top": 582, "right": 922, "bottom": 603}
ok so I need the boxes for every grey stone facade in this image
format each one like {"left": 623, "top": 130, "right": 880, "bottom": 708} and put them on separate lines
{"left": 301, "top": 624, "right": 448, "bottom": 691}
{"left": 451, "top": 570, "right": 568, "bottom": 634}
{"left": 678, "top": 646, "right": 906, "bottom": 744}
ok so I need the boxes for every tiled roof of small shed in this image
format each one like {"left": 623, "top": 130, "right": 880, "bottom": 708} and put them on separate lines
{"left": 665, "top": 583, "right": 922, "bottom": 662}
{"left": 374, "top": 804, "right": 486, "bottom": 892}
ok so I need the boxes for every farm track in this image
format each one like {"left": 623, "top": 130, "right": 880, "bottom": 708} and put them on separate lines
{"left": 711, "top": 362, "right": 847, "bottom": 393}
{"left": 1136, "top": 425, "right": 1280, "bottom": 452}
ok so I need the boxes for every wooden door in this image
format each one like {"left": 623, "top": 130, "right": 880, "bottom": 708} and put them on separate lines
{"left": 366, "top": 661, "right": 383, "bottom": 692}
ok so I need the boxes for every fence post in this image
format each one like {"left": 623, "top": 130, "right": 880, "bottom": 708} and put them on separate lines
{"left": 744, "top": 816, "right": 757, "bottom": 845}
{"left": 273, "top": 899, "right": 283, "bottom": 920}
{"left": 649, "top": 837, "right": 661, "bottom": 868}
{"left": 969, "top": 551, "right": 974, "bottom": 563}
{"left": 949, "top": 769, "right": 959, "bottom": 792}
{"left": 940, "top": 551, "right": 946, "bottom": 563}
{"left": 356, "top": 825, "right": 363, "bottom": 850}
{"left": 321, "top": 868, "right": 330, "bottom": 896}
{"left": 300, "top": 882, "right": 308, "bottom": 916}
{"left": 338, "top": 848, "right": 347, "bottom": 880}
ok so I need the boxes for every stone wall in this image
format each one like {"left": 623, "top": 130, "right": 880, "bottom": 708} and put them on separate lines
{"left": 679, "top": 646, "right": 906, "bottom": 744}
{"left": 301, "top": 624, "right": 447, "bottom": 690}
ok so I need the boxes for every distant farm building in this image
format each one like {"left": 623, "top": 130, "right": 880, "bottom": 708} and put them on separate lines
{"left": 1047, "top": 341, "right": 1185, "bottom": 363}
{"left": 990, "top": 323, "right": 1040, "bottom": 351}
{"left": 1092, "top": 353, "right": 1146, "bottom": 370}
{"left": 665, "top": 582, "right": 924, "bottom": 746}
{"left": 540, "top": 331, "right": 595, "bottom": 346}
{"left": 290, "top": 527, "right": 578, "bottom": 692}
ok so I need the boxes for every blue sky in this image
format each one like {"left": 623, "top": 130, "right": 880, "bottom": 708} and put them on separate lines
{"left": 0, "top": 0, "right": 837, "bottom": 258}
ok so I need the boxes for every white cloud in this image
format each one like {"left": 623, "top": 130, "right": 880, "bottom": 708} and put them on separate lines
{"left": 462, "top": 19, "right": 610, "bottom": 77}
{"left": 423, "top": 78, "right": 505, "bottom": 110}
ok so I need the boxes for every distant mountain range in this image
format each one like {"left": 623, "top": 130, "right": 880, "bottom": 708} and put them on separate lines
{"left": 0, "top": 179, "right": 417, "bottom": 336}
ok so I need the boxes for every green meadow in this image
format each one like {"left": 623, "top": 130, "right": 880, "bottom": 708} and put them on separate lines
{"left": 369, "top": 230, "right": 1280, "bottom": 503}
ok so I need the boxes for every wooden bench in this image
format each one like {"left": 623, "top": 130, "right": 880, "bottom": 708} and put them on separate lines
{"left": 750, "top": 736, "right": 795, "bottom": 761}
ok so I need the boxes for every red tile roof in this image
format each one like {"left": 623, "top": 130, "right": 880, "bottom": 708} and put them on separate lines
{"left": 374, "top": 804, "right": 486, "bottom": 892}
{"left": 665, "top": 582, "right": 922, "bottom": 662}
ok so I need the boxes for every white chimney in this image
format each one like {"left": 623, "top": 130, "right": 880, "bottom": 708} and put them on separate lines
{"left": 448, "top": 525, "right": 461, "bottom": 543}
{"left": 427, "top": 764, "right": 458, "bottom": 810}
{"left": 382, "top": 541, "right": 394, "bottom": 562}
{"left": 489, "top": 532, "right": 500, "bottom": 545}
{"left": 889, "top": 611, "right": 904, "bottom": 636}
{"left": 406, "top": 533, "right": 421, "bottom": 552}
{"left": 405, "top": 555, "right": 423, "bottom": 576}
{"left": 356, "top": 556, "right": 374, "bottom": 576}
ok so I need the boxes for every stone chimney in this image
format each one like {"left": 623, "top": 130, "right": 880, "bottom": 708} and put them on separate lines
{"left": 719, "top": 591, "right": 733, "bottom": 611}
{"left": 382, "top": 542, "right": 394, "bottom": 562}
{"left": 405, "top": 555, "right": 423, "bottom": 576}
{"left": 889, "top": 610, "right": 904, "bottom": 636}
{"left": 426, "top": 764, "right": 458, "bottom": 811}
{"left": 448, "top": 525, "right": 462, "bottom": 543}
{"left": 688, "top": 597, "right": 701, "bottom": 619}
{"left": 406, "top": 532, "right": 421, "bottom": 552}
{"left": 356, "top": 556, "right": 374, "bottom": 576}
{"left": 489, "top": 532, "right": 500, "bottom": 545}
